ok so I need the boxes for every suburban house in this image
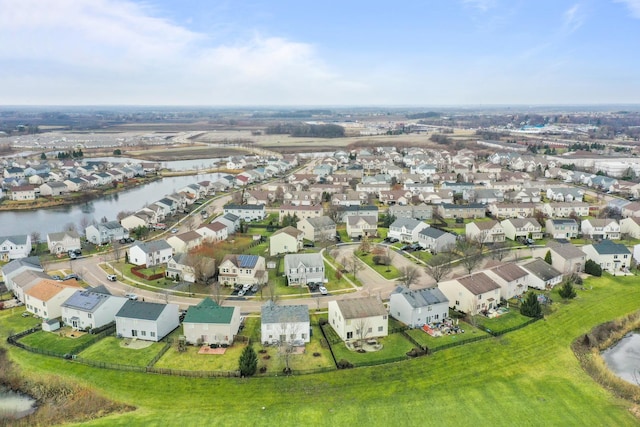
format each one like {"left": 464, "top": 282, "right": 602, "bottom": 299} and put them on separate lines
{"left": 85, "top": 221, "right": 129, "bottom": 245}
{"left": 211, "top": 213, "right": 241, "bottom": 234}
{"left": 438, "top": 272, "right": 502, "bottom": 315}
{"left": 39, "top": 181, "right": 69, "bottom": 197}
{"left": 500, "top": 218, "right": 543, "bottom": 241}
{"left": 10, "top": 185, "right": 37, "bottom": 201}
{"left": 346, "top": 215, "right": 378, "bottom": 238}
{"left": 581, "top": 239, "right": 632, "bottom": 273}
{"left": 183, "top": 297, "right": 241, "bottom": 346}
{"left": 521, "top": 258, "right": 563, "bottom": 290}
{"left": 115, "top": 301, "right": 179, "bottom": 342}
{"left": 437, "top": 203, "right": 486, "bottom": 219}
{"left": 46, "top": 230, "right": 82, "bottom": 254}
{"left": 196, "top": 222, "right": 229, "bottom": 243}
{"left": 283, "top": 253, "right": 326, "bottom": 286}
{"left": 260, "top": 300, "right": 311, "bottom": 345}
{"left": 296, "top": 216, "right": 337, "bottom": 242}
{"left": 128, "top": 240, "right": 173, "bottom": 267}
{"left": 166, "top": 231, "right": 203, "bottom": 254}
{"left": 389, "top": 286, "right": 449, "bottom": 328}
{"left": 545, "top": 219, "right": 579, "bottom": 239}
{"left": 387, "top": 218, "right": 430, "bottom": 243}
{"left": 465, "top": 220, "right": 505, "bottom": 244}
{"left": 542, "top": 202, "right": 590, "bottom": 218}
{"left": 61, "top": 287, "right": 127, "bottom": 331}
{"left": 278, "top": 204, "right": 323, "bottom": 223}
{"left": 1, "top": 256, "right": 43, "bottom": 295}
{"left": 7, "top": 269, "right": 50, "bottom": 303}
{"left": 269, "top": 226, "right": 304, "bottom": 256}
{"left": 337, "top": 205, "right": 379, "bottom": 223}
{"left": 223, "top": 204, "right": 266, "bottom": 222}
{"left": 489, "top": 202, "right": 537, "bottom": 219}
{"left": 417, "top": 227, "right": 456, "bottom": 254}
{"left": 580, "top": 218, "right": 620, "bottom": 240}
{"left": 24, "top": 279, "right": 83, "bottom": 320}
{"left": 387, "top": 204, "right": 433, "bottom": 220}
{"left": 328, "top": 297, "right": 389, "bottom": 342}
{"left": 484, "top": 263, "right": 529, "bottom": 300}
{"left": 547, "top": 243, "right": 586, "bottom": 274}
{"left": 0, "top": 235, "right": 32, "bottom": 261}
{"left": 620, "top": 217, "right": 640, "bottom": 238}
{"left": 218, "top": 254, "right": 268, "bottom": 287}
{"left": 165, "top": 253, "right": 196, "bottom": 283}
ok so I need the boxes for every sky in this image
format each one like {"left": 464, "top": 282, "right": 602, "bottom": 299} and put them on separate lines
{"left": 1, "top": 0, "right": 640, "bottom": 106}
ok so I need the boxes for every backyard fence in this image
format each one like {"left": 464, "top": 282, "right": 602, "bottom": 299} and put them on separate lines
{"left": 401, "top": 330, "right": 427, "bottom": 353}
{"left": 428, "top": 334, "right": 493, "bottom": 355}
{"left": 477, "top": 316, "right": 541, "bottom": 337}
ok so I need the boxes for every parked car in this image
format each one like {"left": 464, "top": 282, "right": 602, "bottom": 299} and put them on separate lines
{"left": 69, "top": 252, "right": 77, "bottom": 259}
{"left": 303, "top": 242, "right": 315, "bottom": 248}
{"left": 124, "top": 293, "right": 138, "bottom": 301}
{"left": 50, "top": 275, "right": 62, "bottom": 281}
{"left": 171, "top": 228, "right": 179, "bottom": 234}
{"left": 319, "top": 286, "right": 328, "bottom": 295}
{"left": 251, "top": 284, "right": 259, "bottom": 293}
{"left": 63, "top": 273, "right": 79, "bottom": 281}
{"left": 242, "top": 283, "right": 252, "bottom": 291}
{"left": 107, "top": 274, "right": 117, "bottom": 282}
{"left": 237, "top": 289, "right": 246, "bottom": 297}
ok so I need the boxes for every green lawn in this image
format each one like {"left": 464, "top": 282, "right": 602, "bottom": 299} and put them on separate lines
{"left": 236, "top": 316, "right": 261, "bottom": 342}
{"left": 0, "top": 307, "right": 40, "bottom": 338}
{"left": 18, "top": 329, "right": 98, "bottom": 355}
{"left": 405, "top": 321, "right": 490, "bottom": 350}
{"left": 476, "top": 310, "right": 534, "bottom": 333}
{"left": 78, "top": 336, "right": 167, "bottom": 367}
{"left": 329, "top": 333, "right": 415, "bottom": 366}
{"left": 3, "top": 274, "right": 640, "bottom": 426}
{"left": 155, "top": 341, "right": 246, "bottom": 371}
{"left": 356, "top": 251, "right": 400, "bottom": 279}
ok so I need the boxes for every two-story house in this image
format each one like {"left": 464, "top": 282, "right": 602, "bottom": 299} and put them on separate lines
{"left": 218, "top": 254, "right": 268, "bottom": 287}
{"left": 283, "top": 253, "right": 325, "bottom": 286}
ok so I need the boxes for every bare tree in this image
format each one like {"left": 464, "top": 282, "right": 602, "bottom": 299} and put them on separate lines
{"left": 491, "top": 241, "right": 510, "bottom": 261}
{"left": 353, "top": 317, "right": 371, "bottom": 347}
{"left": 116, "top": 210, "right": 133, "bottom": 221}
{"left": 278, "top": 317, "right": 301, "bottom": 374}
{"left": 185, "top": 215, "right": 196, "bottom": 231}
{"left": 211, "top": 280, "right": 223, "bottom": 304}
{"left": 427, "top": 252, "right": 453, "bottom": 283}
{"left": 398, "top": 265, "right": 420, "bottom": 289}
{"left": 358, "top": 234, "right": 371, "bottom": 254}
{"left": 456, "top": 236, "right": 483, "bottom": 275}
{"left": 186, "top": 254, "right": 217, "bottom": 285}
{"left": 64, "top": 222, "right": 77, "bottom": 233}
{"left": 30, "top": 231, "right": 41, "bottom": 254}
{"left": 263, "top": 280, "right": 278, "bottom": 303}
{"left": 112, "top": 239, "right": 124, "bottom": 263}
{"left": 350, "top": 252, "right": 364, "bottom": 280}
{"left": 78, "top": 216, "right": 92, "bottom": 236}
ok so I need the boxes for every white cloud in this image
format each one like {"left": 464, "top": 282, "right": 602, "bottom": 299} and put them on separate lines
{"left": 461, "top": 0, "right": 497, "bottom": 12}
{"left": 614, "top": 0, "right": 640, "bottom": 18}
{"left": 563, "top": 4, "right": 585, "bottom": 33}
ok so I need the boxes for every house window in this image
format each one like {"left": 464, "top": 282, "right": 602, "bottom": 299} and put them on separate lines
{"left": 88, "top": 313, "right": 92, "bottom": 318}
{"left": 346, "top": 332, "right": 353, "bottom": 339}
{"left": 367, "top": 327, "right": 372, "bottom": 333}
{"left": 150, "top": 332, "right": 156, "bottom": 338}
{"left": 378, "top": 326, "right": 383, "bottom": 332}
{"left": 141, "top": 331, "right": 146, "bottom": 336}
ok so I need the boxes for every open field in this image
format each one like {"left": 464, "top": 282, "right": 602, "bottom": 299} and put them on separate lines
{"left": 2, "top": 274, "right": 640, "bottom": 426}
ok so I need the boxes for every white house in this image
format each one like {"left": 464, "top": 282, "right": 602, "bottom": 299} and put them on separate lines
{"left": 166, "top": 231, "right": 204, "bottom": 254}
{"left": 545, "top": 219, "right": 579, "bottom": 239}
{"left": 115, "top": 301, "right": 179, "bottom": 342}
{"left": 581, "top": 239, "right": 632, "bottom": 273}
{"left": 328, "top": 297, "right": 388, "bottom": 342}
{"left": 620, "top": 217, "right": 640, "bottom": 239}
{"left": 260, "top": 300, "right": 311, "bottom": 345}
{"left": 387, "top": 218, "right": 430, "bottom": 243}
{"left": 165, "top": 253, "right": 196, "bottom": 283}
{"left": 465, "top": 220, "right": 505, "bottom": 244}
{"left": 283, "top": 253, "right": 325, "bottom": 286}
{"left": 223, "top": 204, "right": 266, "bottom": 221}
{"left": 46, "top": 231, "right": 81, "bottom": 255}
{"left": 24, "top": 279, "right": 83, "bottom": 320}
{"left": 580, "top": 218, "right": 620, "bottom": 240}
{"left": 438, "top": 272, "right": 502, "bottom": 315}
{"left": 500, "top": 218, "right": 543, "bottom": 241}
{"left": 85, "top": 221, "right": 129, "bottom": 245}
{"left": 196, "top": 222, "right": 229, "bottom": 243}
{"left": 417, "top": 227, "right": 456, "bottom": 254}
{"left": 1, "top": 256, "right": 43, "bottom": 295}
{"left": 128, "top": 240, "right": 173, "bottom": 267}
{"left": 218, "top": 254, "right": 268, "bottom": 287}
{"left": 269, "top": 226, "right": 304, "bottom": 256}
{"left": 345, "top": 215, "right": 378, "bottom": 238}
{"left": 389, "top": 286, "right": 449, "bottom": 328}
{"left": 484, "top": 263, "right": 529, "bottom": 300}
{"left": 520, "top": 258, "right": 563, "bottom": 290}
{"left": 0, "top": 235, "right": 32, "bottom": 261}
{"left": 183, "top": 297, "right": 241, "bottom": 346}
{"left": 61, "top": 287, "right": 127, "bottom": 331}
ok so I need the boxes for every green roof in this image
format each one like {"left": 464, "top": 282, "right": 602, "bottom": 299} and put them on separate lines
{"left": 183, "top": 297, "right": 236, "bottom": 324}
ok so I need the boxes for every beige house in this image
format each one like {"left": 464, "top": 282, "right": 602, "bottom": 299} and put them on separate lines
{"left": 297, "top": 216, "right": 337, "bottom": 242}
{"left": 548, "top": 243, "right": 586, "bottom": 274}
{"left": 46, "top": 230, "right": 81, "bottom": 254}
{"left": 438, "top": 272, "right": 501, "bottom": 315}
{"left": 484, "top": 263, "right": 529, "bottom": 300}
{"left": 183, "top": 298, "right": 241, "bottom": 346}
{"left": 542, "top": 202, "right": 590, "bottom": 218}
{"left": 488, "top": 202, "right": 537, "bottom": 219}
{"left": 500, "top": 218, "right": 543, "bottom": 241}
{"left": 278, "top": 204, "right": 323, "bottom": 223}
{"left": 620, "top": 217, "right": 640, "bottom": 238}
{"left": 465, "top": 220, "right": 505, "bottom": 244}
{"left": 580, "top": 218, "right": 620, "bottom": 240}
{"left": 24, "top": 279, "right": 83, "bottom": 321}
{"left": 269, "top": 226, "right": 303, "bottom": 256}
{"left": 346, "top": 215, "right": 378, "bottom": 238}
{"left": 328, "top": 297, "right": 388, "bottom": 342}
{"left": 166, "top": 231, "right": 203, "bottom": 254}
{"left": 218, "top": 254, "right": 268, "bottom": 287}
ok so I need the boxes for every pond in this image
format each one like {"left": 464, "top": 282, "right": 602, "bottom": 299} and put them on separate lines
{"left": 601, "top": 332, "right": 640, "bottom": 384}
{"left": 0, "top": 386, "right": 36, "bottom": 420}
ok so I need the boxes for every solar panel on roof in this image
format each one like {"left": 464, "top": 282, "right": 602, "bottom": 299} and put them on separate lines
{"left": 238, "top": 254, "right": 258, "bottom": 268}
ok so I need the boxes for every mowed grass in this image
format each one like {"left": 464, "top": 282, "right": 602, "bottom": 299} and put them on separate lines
{"left": 155, "top": 342, "right": 246, "bottom": 371}
{"left": 18, "top": 329, "right": 96, "bottom": 354}
{"left": 476, "top": 310, "right": 534, "bottom": 333}
{"left": 3, "top": 274, "right": 640, "bottom": 426}
{"left": 329, "top": 333, "right": 415, "bottom": 366}
{"left": 405, "top": 321, "right": 490, "bottom": 350}
{"left": 0, "top": 307, "right": 40, "bottom": 338}
{"left": 78, "top": 337, "right": 166, "bottom": 367}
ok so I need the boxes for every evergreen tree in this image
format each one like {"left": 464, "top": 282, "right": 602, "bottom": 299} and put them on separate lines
{"left": 544, "top": 250, "right": 552, "bottom": 265}
{"left": 559, "top": 281, "right": 577, "bottom": 299}
{"left": 584, "top": 259, "right": 602, "bottom": 277}
{"left": 238, "top": 345, "right": 258, "bottom": 376}
{"left": 520, "top": 291, "right": 542, "bottom": 318}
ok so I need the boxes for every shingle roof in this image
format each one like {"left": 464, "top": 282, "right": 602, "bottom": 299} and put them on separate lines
{"left": 335, "top": 296, "right": 387, "bottom": 319}
{"left": 272, "top": 226, "right": 303, "bottom": 239}
{"left": 456, "top": 272, "right": 501, "bottom": 295}
{"left": 62, "top": 289, "right": 113, "bottom": 312}
{"left": 304, "top": 216, "right": 336, "bottom": 228}
{"left": 261, "top": 300, "right": 309, "bottom": 324}
{"left": 549, "top": 243, "right": 585, "bottom": 260}
{"left": 590, "top": 239, "right": 631, "bottom": 255}
{"left": 489, "top": 263, "right": 528, "bottom": 282}
{"left": 131, "top": 239, "right": 172, "bottom": 253}
{"left": 392, "top": 286, "right": 448, "bottom": 308}
{"left": 284, "top": 253, "right": 324, "bottom": 270}
{"left": 116, "top": 300, "right": 172, "bottom": 321}
{"left": 26, "top": 279, "right": 82, "bottom": 301}
{"left": 419, "top": 227, "right": 451, "bottom": 239}
{"left": 184, "top": 297, "right": 236, "bottom": 324}
{"left": 222, "top": 254, "right": 261, "bottom": 269}
{"left": 471, "top": 220, "right": 501, "bottom": 230}
{"left": 1, "top": 256, "right": 42, "bottom": 277}
{"left": 522, "top": 258, "right": 562, "bottom": 281}
{"left": 0, "top": 235, "right": 29, "bottom": 245}
{"left": 47, "top": 230, "right": 80, "bottom": 242}
{"left": 390, "top": 218, "right": 423, "bottom": 230}
{"left": 224, "top": 203, "right": 265, "bottom": 210}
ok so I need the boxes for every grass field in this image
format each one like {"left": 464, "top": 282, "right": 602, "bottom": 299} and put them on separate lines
{"left": 330, "top": 333, "right": 415, "bottom": 366}
{"left": 18, "top": 329, "right": 97, "bottom": 354}
{"left": 155, "top": 341, "right": 246, "bottom": 371}
{"left": 78, "top": 337, "right": 166, "bottom": 367}
{"left": 3, "top": 274, "right": 640, "bottom": 426}
{"left": 476, "top": 310, "right": 533, "bottom": 333}
{"left": 405, "top": 321, "right": 491, "bottom": 350}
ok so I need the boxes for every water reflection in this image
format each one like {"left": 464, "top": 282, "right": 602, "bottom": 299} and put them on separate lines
{"left": 601, "top": 332, "right": 640, "bottom": 384}
{"left": 0, "top": 387, "right": 36, "bottom": 420}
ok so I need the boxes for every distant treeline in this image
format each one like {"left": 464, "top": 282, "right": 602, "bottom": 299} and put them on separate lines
{"left": 265, "top": 123, "right": 345, "bottom": 138}
{"left": 406, "top": 111, "right": 441, "bottom": 119}
{"left": 253, "top": 110, "right": 333, "bottom": 119}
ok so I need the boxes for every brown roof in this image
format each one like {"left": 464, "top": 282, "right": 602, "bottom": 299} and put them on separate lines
{"left": 457, "top": 272, "right": 501, "bottom": 295}
{"left": 335, "top": 297, "right": 387, "bottom": 319}
{"left": 174, "top": 231, "right": 202, "bottom": 242}
{"left": 472, "top": 220, "right": 501, "bottom": 230}
{"left": 201, "top": 222, "right": 227, "bottom": 232}
{"left": 490, "top": 263, "right": 528, "bottom": 282}
{"left": 281, "top": 204, "right": 323, "bottom": 212}
{"left": 26, "top": 279, "right": 82, "bottom": 301}
{"left": 273, "top": 226, "right": 303, "bottom": 239}
{"left": 549, "top": 243, "right": 585, "bottom": 260}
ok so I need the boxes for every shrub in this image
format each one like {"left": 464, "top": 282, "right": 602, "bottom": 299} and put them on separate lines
{"left": 585, "top": 259, "right": 602, "bottom": 277}
{"left": 372, "top": 255, "right": 391, "bottom": 266}
{"left": 336, "top": 359, "right": 353, "bottom": 369}
{"left": 559, "top": 281, "right": 577, "bottom": 299}
{"left": 520, "top": 291, "right": 542, "bottom": 318}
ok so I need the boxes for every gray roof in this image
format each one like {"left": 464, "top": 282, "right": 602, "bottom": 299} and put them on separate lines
{"left": 223, "top": 213, "right": 240, "bottom": 222}
{"left": 261, "top": 300, "right": 309, "bottom": 324}
{"left": 441, "top": 203, "right": 486, "bottom": 209}
{"left": 390, "top": 218, "right": 423, "bottom": 230}
{"left": 284, "top": 253, "right": 324, "bottom": 270}
{"left": 489, "top": 263, "right": 528, "bottom": 282}
{"left": 549, "top": 219, "right": 578, "bottom": 226}
{"left": 339, "top": 205, "right": 379, "bottom": 212}
{"left": 131, "top": 239, "right": 172, "bottom": 253}
{"left": 503, "top": 218, "right": 541, "bottom": 228}
{"left": 224, "top": 203, "right": 265, "bottom": 210}
{"left": 0, "top": 235, "right": 29, "bottom": 245}
{"left": 116, "top": 300, "right": 171, "bottom": 321}
{"left": 548, "top": 243, "right": 585, "bottom": 260}
{"left": 304, "top": 216, "right": 336, "bottom": 228}
{"left": 1, "top": 256, "right": 42, "bottom": 277}
{"left": 457, "top": 272, "right": 501, "bottom": 295}
{"left": 47, "top": 230, "right": 80, "bottom": 241}
{"left": 589, "top": 239, "right": 631, "bottom": 255}
{"left": 101, "top": 221, "right": 123, "bottom": 230}
{"left": 335, "top": 296, "right": 387, "bottom": 319}
{"left": 392, "top": 286, "right": 448, "bottom": 308}
{"left": 419, "top": 227, "right": 452, "bottom": 240}
{"left": 62, "top": 289, "right": 113, "bottom": 312}
{"left": 522, "top": 258, "right": 562, "bottom": 281}
{"left": 347, "top": 215, "right": 377, "bottom": 226}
